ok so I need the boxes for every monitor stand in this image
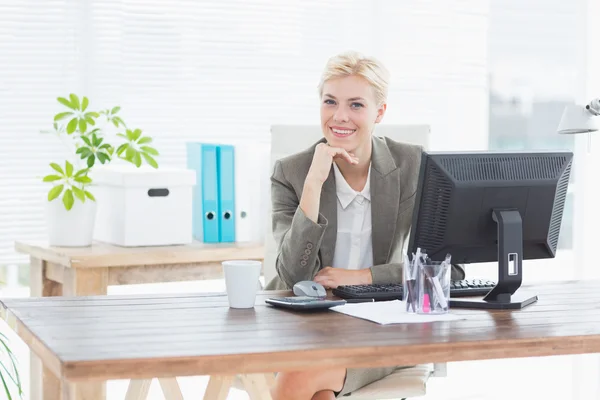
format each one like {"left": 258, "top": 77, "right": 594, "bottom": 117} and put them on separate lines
{"left": 450, "top": 209, "right": 538, "bottom": 310}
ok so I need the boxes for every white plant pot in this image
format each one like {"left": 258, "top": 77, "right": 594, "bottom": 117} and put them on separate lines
{"left": 45, "top": 198, "right": 97, "bottom": 247}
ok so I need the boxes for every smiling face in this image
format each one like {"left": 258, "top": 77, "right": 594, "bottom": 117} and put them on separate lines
{"left": 320, "top": 74, "right": 386, "bottom": 157}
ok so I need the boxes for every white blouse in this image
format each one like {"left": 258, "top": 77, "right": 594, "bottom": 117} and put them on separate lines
{"left": 331, "top": 162, "right": 374, "bottom": 270}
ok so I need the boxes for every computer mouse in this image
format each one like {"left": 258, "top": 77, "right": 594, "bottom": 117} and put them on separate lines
{"left": 293, "top": 281, "right": 327, "bottom": 298}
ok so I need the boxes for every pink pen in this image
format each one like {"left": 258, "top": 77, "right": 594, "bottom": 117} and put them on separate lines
{"left": 422, "top": 294, "right": 431, "bottom": 313}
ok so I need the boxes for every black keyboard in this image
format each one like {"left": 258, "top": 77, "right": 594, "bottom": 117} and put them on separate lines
{"left": 333, "top": 279, "right": 496, "bottom": 301}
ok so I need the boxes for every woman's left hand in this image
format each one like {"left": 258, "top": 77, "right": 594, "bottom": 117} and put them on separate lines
{"left": 314, "top": 267, "right": 372, "bottom": 289}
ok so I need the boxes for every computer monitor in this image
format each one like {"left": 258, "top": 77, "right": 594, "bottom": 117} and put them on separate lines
{"left": 407, "top": 150, "right": 573, "bottom": 309}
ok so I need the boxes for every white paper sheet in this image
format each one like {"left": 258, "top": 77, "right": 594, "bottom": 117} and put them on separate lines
{"left": 330, "top": 300, "right": 466, "bottom": 325}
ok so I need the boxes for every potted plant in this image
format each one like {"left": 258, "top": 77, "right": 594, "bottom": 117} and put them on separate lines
{"left": 0, "top": 331, "right": 22, "bottom": 399}
{"left": 42, "top": 94, "right": 159, "bottom": 247}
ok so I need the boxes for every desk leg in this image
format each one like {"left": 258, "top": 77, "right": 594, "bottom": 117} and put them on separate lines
{"left": 158, "top": 378, "right": 184, "bottom": 400}
{"left": 29, "top": 257, "right": 62, "bottom": 400}
{"left": 123, "top": 378, "right": 183, "bottom": 400}
{"left": 61, "top": 381, "right": 106, "bottom": 400}
{"left": 124, "top": 380, "right": 152, "bottom": 400}
{"left": 62, "top": 267, "right": 108, "bottom": 297}
{"left": 61, "top": 267, "right": 109, "bottom": 400}
{"left": 240, "top": 374, "right": 274, "bottom": 400}
{"left": 204, "top": 376, "right": 234, "bottom": 400}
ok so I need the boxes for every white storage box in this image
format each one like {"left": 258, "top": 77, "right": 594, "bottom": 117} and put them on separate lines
{"left": 92, "top": 165, "right": 196, "bottom": 247}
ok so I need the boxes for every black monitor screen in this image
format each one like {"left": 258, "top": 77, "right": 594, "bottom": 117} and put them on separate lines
{"left": 408, "top": 151, "right": 573, "bottom": 264}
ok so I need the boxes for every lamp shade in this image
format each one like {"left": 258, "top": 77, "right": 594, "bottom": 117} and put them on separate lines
{"left": 557, "top": 104, "right": 600, "bottom": 134}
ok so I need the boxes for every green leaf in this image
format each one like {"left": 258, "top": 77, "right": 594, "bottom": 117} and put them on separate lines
{"left": 65, "top": 161, "right": 73, "bottom": 177}
{"left": 72, "top": 186, "right": 86, "bottom": 202}
{"left": 0, "top": 366, "right": 12, "bottom": 400}
{"left": 137, "top": 137, "right": 152, "bottom": 145}
{"left": 74, "top": 168, "right": 89, "bottom": 177}
{"left": 66, "top": 118, "right": 78, "bottom": 134}
{"left": 0, "top": 333, "right": 23, "bottom": 394}
{"left": 111, "top": 106, "right": 121, "bottom": 114}
{"left": 141, "top": 146, "right": 159, "bottom": 156}
{"left": 0, "top": 333, "right": 22, "bottom": 392}
{"left": 50, "top": 163, "right": 64, "bottom": 175}
{"left": 86, "top": 154, "right": 95, "bottom": 168}
{"left": 43, "top": 175, "right": 62, "bottom": 182}
{"left": 116, "top": 143, "right": 128, "bottom": 156}
{"left": 85, "top": 191, "right": 96, "bottom": 201}
{"left": 78, "top": 118, "right": 87, "bottom": 133}
{"left": 126, "top": 129, "right": 135, "bottom": 141}
{"left": 133, "top": 151, "right": 142, "bottom": 167}
{"left": 131, "top": 129, "right": 142, "bottom": 141}
{"left": 57, "top": 97, "right": 74, "bottom": 109}
{"left": 0, "top": 359, "right": 21, "bottom": 397}
{"left": 69, "top": 94, "right": 80, "bottom": 110}
{"left": 116, "top": 133, "right": 128, "bottom": 140}
{"left": 112, "top": 118, "right": 120, "bottom": 128}
{"left": 81, "top": 96, "right": 89, "bottom": 112}
{"left": 114, "top": 116, "right": 125, "bottom": 128}
{"left": 0, "top": 334, "right": 22, "bottom": 394}
{"left": 97, "top": 151, "right": 109, "bottom": 164}
{"left": 125, "top": 146, "right": 135, "bottom": 161}
{"left": 92, "top": 133, "right": 102, "bottom": 146}
{"left": 48, "top": 185, "right": 64, "bottom": 201}
{"left": 80, "top": 136, "right": 92, "bottom": 147}
{"left": 86, "top": 112, "right": 100, "bottom": 118}
{"left": 63, "top": 189, "right": 74, "bottom": 210}
{"left": 142, "top": 153, "right": 158, "bottom": 168}
{"left": 54, "top": 111, "right": 73, "bottom": 121}
{"left": 74, "top": 175, "right": 92, "bottom": 184}
{"left": 79, "top": 148, "right": 92, "bottom": 159}
{"left": 75, "top": 147, "right": 86, "bottom": 155}
{"left": 99, "top": 143, "right": 111, "bottom": 150}
{"left": 86, "top": 117, "right": 95, "bottom": 126}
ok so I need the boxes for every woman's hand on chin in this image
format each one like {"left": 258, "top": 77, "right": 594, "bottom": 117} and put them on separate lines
{"left": 306, "top": 143, "right": 358, "bottom": 186}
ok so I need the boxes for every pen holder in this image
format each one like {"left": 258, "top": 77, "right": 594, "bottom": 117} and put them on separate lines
{"left": 417, "top": 261, "right": 451, "bottom": 314}
{"left": 403, "top": 254, "right": 419, "bottom": 313}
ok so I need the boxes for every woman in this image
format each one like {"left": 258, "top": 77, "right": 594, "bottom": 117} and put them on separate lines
{"left": 265, "top": 51, "right": 463, "bottom": 400}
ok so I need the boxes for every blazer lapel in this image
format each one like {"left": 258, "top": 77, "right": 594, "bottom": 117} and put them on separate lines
{"left": 319, "top": 168, "right": 337, "bottom": 268}
{"left": 370, "top": 136, "right": 401, "bottom": 265}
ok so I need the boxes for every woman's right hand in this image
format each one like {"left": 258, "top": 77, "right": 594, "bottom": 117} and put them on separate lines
{"left": 306, "top": 143, "right": 359, "bottom": 186}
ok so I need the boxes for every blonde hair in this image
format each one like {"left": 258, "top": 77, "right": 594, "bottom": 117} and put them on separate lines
{"left": 318, "top": 51, "right": 390, "bottom": 105}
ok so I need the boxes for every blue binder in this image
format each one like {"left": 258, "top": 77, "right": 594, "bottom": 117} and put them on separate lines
{"left": 217, "top": 145, "right": 236, "bottom": 242}
{"left": 186, "top": 143, "right": 220, "bottom": 243}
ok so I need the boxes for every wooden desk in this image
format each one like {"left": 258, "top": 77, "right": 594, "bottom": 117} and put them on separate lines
{"left": 2, "top": 280, "right": 600, "bottom": 400}
{"left": 13, "top": 240, "right": 264, "bottom": 400}
{"left": 15, "top": 240, "right": 265, "bottom": 294}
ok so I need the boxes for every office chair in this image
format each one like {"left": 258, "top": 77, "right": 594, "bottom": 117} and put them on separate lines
{"left": 230, "top": 363, "right": 437, "bottom": 399}
{"left": 243, "top": 124, "right": 445, "bottom": 399}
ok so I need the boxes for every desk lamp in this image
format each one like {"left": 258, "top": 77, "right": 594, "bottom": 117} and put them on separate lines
{"left": 557, "top": 98, "right": 600, "bottom": 134}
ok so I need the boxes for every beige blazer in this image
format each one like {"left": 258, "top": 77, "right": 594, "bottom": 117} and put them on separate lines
{"left": 265, "top": 135, "right": 464, "bottom": 290}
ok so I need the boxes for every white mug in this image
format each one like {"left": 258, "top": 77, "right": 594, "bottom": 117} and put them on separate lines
{"left": 222, "top": 260, "right": 262, "bottom": 308}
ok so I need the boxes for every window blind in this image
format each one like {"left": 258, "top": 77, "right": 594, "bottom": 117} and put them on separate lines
{"left": 0, "top": 0, "right": 489, "bottom": 266}
{"left": 0, "top": 0, "right": 80, "bottom": 265}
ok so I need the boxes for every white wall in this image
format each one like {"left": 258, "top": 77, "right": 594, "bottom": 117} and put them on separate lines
{"left": 376, "top": 0, "right": 490, "bottom": 151}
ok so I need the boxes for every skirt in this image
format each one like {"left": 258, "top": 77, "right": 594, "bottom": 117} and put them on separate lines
{"left": 335, "top": 366, "right": 410, "bottom": 398}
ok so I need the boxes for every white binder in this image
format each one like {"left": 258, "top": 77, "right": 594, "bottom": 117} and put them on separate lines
{"left": 235, "top": 143, "right": 270, "bottom": 243}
